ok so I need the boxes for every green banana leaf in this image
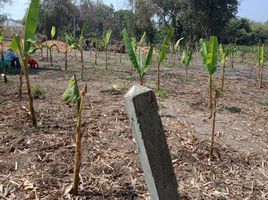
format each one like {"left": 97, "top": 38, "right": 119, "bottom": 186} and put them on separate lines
{"left": 104, "top": 28, "right": 112, "bottom": 48}
{"left": 182, "top": 48, "right": 193, "bottom": 67}
{"left": 51, "top": 26, "right": 56, "bottom": 40}
{"left": 131, "top": 37, "right": 137, "bottom": 51}
{"left": 62, "top": 74, "right": 80, "bottom": 107}
{"left": 173, "top": 37, "right": 184, "bottom": 52}
{"left": 9, "top": 36, "right": 23, "bottom": 60}
{"left": 206, "top": 36, "right": 218, "bottom": 75}
{"left": 200, "top": 38, "right": 208, "bottom": 65}
{"left": 24, "top": 0, "right": 40, "bottom": 55}
{"left": 158, "top": 26, "right": 174, "bottom": 65}
{"left": 219, "top": 44, "right": 230, "bottom": 64}
{"left": 123, "top": 29, "right": 140, "bottom": 73}
{"left": 138, "top": 32, "right": 146, "bottom": 46}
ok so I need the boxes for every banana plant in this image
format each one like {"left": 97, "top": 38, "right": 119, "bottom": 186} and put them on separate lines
{"left": 48, "top": 26, "right": 58, "bottom": 66}
{"left": 157, "top": 26, "right": 174, "bottom": 91}
{"left": 200, "top": 36, "right": 221, "bottom": 158}
{"left": 123, "top": 29, "right": 153, "bottom": 85}
{"left": 64, "top": 33, "right": 76, "bottom": 70}
{"left": 92, "top": 38, "right": 102, "bottom": 65}
{"left": 70, "top": 22, "right": 87, "bottom": 79}
{"left": 172, "top": 37, "right": 184, "bottom": 66}
{"left": 103, "top": 29, "right": 112, "bottom": 70}
{"left": 229, "top": 44, "right": 237, "bottom": 68}
{"left": 200, "top": 36, "right": 218, "bottom": 115}
{"left": 182, "top": 47, "right": 193, "bottom": 82}
{"left": 219, "top": 44, "right": 230, "bottom": 91}
{"left": 62, "top": 74, "right": 87, "bottom": 195}
{"left": 257, "top": 44, "right": 265, "bottom": 88}
{"left": 9, "top": 0, "right": 39, "bottom": 127}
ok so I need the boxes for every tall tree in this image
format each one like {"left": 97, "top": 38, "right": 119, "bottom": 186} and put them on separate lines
{"left": 179, "top": 0, "right": 239, "bottom": 42}
{"left": 38, "top": 0, "right": 79, "bottom": 38}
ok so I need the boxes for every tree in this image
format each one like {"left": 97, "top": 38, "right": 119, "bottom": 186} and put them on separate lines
{"left": 179, "top": 0, "right": 239, "bottom": 43}
{"left": 38, "top": 0, "right": 79, "bottom": 38}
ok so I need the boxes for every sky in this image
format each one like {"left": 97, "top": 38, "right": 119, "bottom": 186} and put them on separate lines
{"left": 2, "top": 0, "right": 268, "bottom": 23}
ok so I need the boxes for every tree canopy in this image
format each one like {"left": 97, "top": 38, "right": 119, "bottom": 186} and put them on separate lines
{"left": 2, "top": 0, "right": 268, "bottom": 46}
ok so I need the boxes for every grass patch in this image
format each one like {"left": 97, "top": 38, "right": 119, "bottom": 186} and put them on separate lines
{"left": 31, "top": 85, "right": 45, "bottom": 96}
{"left": 258, "top": 99, "right": 268, "bottom": 106}
{"left": 0, "top": 99, "right": 6, "bottom": 107}
{"left": 123, "top": 75, "right": 136, "bottom": 81}
{"left": 156, "top": 89, "right": 168, "bottom": 98}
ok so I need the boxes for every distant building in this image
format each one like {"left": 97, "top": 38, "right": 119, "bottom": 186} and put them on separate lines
{"left": 2, "top": 19, "right": 23, "bottom": 38}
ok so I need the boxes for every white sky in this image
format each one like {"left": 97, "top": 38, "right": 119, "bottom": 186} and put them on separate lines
{"left": 2, "top": 0, "right": 268, "bottom": 23}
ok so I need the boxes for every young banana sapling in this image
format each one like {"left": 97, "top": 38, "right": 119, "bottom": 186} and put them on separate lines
{"left": 182, "top": 47, "right": 193, "bottom": 82}
{"left": 103, "top": 29, "right": 112, "bottom": 70}
{"left": 200, "top": 36, "right": 219, "bottom": 118}
{"left": 62, "top": 74, "right": 88, "bottom": 195}
{"left": 219, "top": 44, "right": 230, "bottom": 91}
{"left": 9, "top": 0, "right": 39, "bottom": 126}
{"left": 157, "top": 26, "right": 174, "bottom": 91}
{"left": 123, "top": 29, "right": 153, "bottom": 85}
{"left": 257, "top": 44, "right": 265, "bottom": 88}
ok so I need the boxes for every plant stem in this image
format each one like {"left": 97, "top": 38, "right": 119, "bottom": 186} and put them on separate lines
{"left": 70, "top": 85, "right": 87, "bottom": 195}
{"left": 1, "top": 52, "right": 7, "bottom": 83}
{"left": 80, "top": 49, "right": 84, "bottom": 80}
{"left": 157, "top": 63, "right": 160, "bottom": 91}
{"left": 208, "top": 74, "right": 213, "bottom": 118}
{"left": 49, "top": 47, "right": 53, "bottom": 67}
{"left": 258, "top": 64, "right": 264, "bottom": 88}
{"left": 95, "top": 49, "right": 98, "bottom": 65}
{"left": 210, "top": 97, "right": 217, "bottom": 158}
{"left": 18, "top": 69, "right": 23, "bottom": 99}
{"left": 65, "top": 44, "right": 68, "bottom": 70}
{"left": 22, "top": 57, "right": 37, "bottom": 126}
{"left": 221, "top": 61, "right": 225, "bottom": 91}
{"left": 140, "top": 76, "right": 143, "bottom": 85}
{"left": 46, "top": 46, "right": 49, "bottom": 61}
{"left": 105, "top": 47, "right": 108, "bottom": 70}
{"left": 185, "top": 67, "right": 188, "bottom": 82}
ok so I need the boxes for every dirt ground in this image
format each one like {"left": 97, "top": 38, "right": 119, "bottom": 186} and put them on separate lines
{"left": 0, "top": 47, "right": 268, "bottom": 200}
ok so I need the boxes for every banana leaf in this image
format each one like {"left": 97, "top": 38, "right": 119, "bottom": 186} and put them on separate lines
{"left": 158, "top": 26, "right": 174, "bottom": 65}
{"left": 24, "top": 0, "right": 40, "bottom": 55}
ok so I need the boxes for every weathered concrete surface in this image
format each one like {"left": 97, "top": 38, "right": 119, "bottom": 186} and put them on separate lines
{"left": 125, "top": 85, "right": 179, "bottom": 200}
